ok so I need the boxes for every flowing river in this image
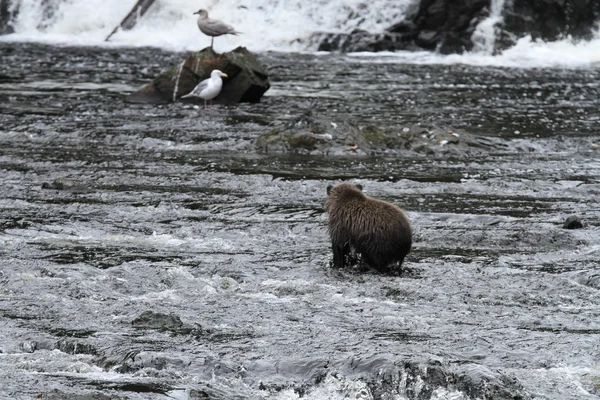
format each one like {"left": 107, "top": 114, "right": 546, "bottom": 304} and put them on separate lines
{"left": 0, "top": 42, "right": 599, "bottom": 399}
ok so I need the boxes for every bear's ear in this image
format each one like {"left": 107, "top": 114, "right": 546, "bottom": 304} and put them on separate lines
{"left": 327, "top": 184, "right": 333, "bottom": 195}
{"left": 355, "top": 184, "right": 363, "bottom": 191}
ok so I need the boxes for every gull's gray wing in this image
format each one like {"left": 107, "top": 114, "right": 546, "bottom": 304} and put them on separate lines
{"left": 198, "top": 18, "right": 237, "bottom": 37}
{"left": 193, "top": 78, "right": 210, "bottom": 94}
{"left": 182, "top": 77, "right": 210, "bottom": 98}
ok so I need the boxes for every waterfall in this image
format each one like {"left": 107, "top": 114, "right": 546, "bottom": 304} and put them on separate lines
{"left": 471, "top": 0, "right": 507, "bottom": 54}
{"left": 0, "top": 0, "right": 416, "bottom": 52}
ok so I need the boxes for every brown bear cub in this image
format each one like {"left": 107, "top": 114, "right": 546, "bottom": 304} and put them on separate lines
{"left": 325, "top": 183, "right": 412, "bottom": 273}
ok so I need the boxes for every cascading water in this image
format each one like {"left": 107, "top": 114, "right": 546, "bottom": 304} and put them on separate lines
{"left": 1, "top": 0, "right": 416, "bottom": 51}
{"left": 471, "top": 0, "right": 506, "bottom": 54}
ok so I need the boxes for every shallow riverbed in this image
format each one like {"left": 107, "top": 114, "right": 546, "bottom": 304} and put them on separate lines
{"left": 0, "top": 42, "right": 599, "bottom": 400}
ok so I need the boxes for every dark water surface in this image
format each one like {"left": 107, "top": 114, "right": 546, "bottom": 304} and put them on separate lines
{"left": 1, "top": 43, "right": 599, "bottom": 399}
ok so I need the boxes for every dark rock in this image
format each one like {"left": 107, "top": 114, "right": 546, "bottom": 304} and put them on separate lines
{"left": 316, "top": 30, "right": 417, "bottom": 53}
{"left": 56, "top": 339, "right": 97, "bottom": 355}
{"left": 0, "top": 0, "right": 16, "bottom": 34}
{"left": 563, "top": 215, "right": 584, "bottom": 229}
{"left": 131, "top": 310, "right": 184, "bottom": 330}
{"left": 323, "top": 356, "right": 532, "bottom": 400}
{"left": 387, "top": 20, "right": 417, "bottom": 34}
{"left": 20, "top": 339, "right": 57, "bottom": 353}
{"left": 255, "top": 111, "right": 491, "bottom": 157}
{"left": 126, "top": 46, "right": 270, "bottom": 105}
{"left": 189, "top": 390, "right": 213, "bottom": 399}
{"left": 41, "top": 178, "right": 93, "bottom": 194}
{"left": 315, "top": 0, "right": 600, "bottom": 54}
{"left": 412, "top": 0, "right": 490, "bottom": 54}
{"left": 42, "top": 178, "right": 77, "bottom": 190}
{"left": 256, "top": 110, "right": 411, "bottom": 155}
{"left": 415, "top": 30, "right": 441, "bottom": 49}
{"left": 38, "top": 390, "right": 122, "bottom": 400}
{"left": 20, "top": 340, "right": 39, "bottom": 353}
{"left": 315, "top": 0, "right": 489, "bottom": 53}
{"left": 358, "top": 358, "right": 531, "bottom": 400}
{"left": 423, "top": 0, "right": 447, "bottom": 29}
{"left": 497, "top": 0, "right": 600, "bottom": 52}
{"left": 189, "top": 387, "right": 242, "bottom": 400}
{"left": 20, "top": 338, "right": 96, "bottom": 355}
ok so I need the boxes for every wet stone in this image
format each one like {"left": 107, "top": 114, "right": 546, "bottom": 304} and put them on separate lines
{"left": 131, "top": 311, "right": 184, "bottom": 330}
{"left": 563, "top": 215, "right": 584, "bottom": 229}
{"left": 20, "top": 339, "right": 55, "bottom": 353}
{"left": 41, "top": 178, "right": 93, "bottom": 194}
{"left": 127, "top": 46, "right": 270, "bottom": 105}
{"left": 366, "top": 359, "right": 531, "bottom": 400}
{"left": 188, "top": 387, "right": 241, "bottom": 400}
{"left": 56, "top": 339, "right": 97, "bottom": 356}
{"left": 255, "top": 110, "right": 488, "bottom": 156}
{"left": 37, "top": 390, "right": 122, "bottom": 400}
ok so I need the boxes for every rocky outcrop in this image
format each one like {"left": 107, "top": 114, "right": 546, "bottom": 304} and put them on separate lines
{"left": 316, "top": 0, "right": 491, "bottom": 54}
{"left": 255, "top": 110, "right": 499, "bottom": 156}
{"left": 366, "top": 359, "right": 531, "bottom": 400}
{"left": 410, "top": 0, "right": 490, "bottom": 54}
{"left": 497, "top": 0, "right": 600, "bottom": 51}
{"left": 126, "top": 47, "right": 270, "bottom": 105}
{"left": 315, "top": 27, "right": 419, "bottom": 53}
{"left": 316, "top": 0, "right": 600, "bottom": 54}
{"left": 0, "top": 0, "right": 16, "bottom": 34}
{"left": 131, "top": 311, "right": 184, "bottom": 330}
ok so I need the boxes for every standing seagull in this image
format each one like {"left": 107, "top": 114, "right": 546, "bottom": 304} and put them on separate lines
{"left": 181, "top": 69, "right": 228, "bottom": 109}
{"left": 194, "top": 9, "right": 239, "bottom": 49}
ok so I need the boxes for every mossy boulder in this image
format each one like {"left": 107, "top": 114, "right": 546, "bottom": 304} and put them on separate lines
{"left": 255, "top": 111, "right": 496, "bottom": 156}
{"left": 127, "top": 46, "right": 270, "bottom": 105}
{"left": 255, "top": 111, "right": 408, "bottom": 155}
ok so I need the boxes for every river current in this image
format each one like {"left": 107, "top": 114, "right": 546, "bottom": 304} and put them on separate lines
{"left": 0, "top": 42, "right": 599, "bottom": 399}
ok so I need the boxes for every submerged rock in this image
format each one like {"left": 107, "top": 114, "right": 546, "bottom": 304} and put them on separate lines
{"left": 365, "top": 359, "right": 531, "bottom": 400}
{"left": 41, "top": 178, "right": 93, "bottom": 194}
{"left": 315, "top": 29, "right": 419, "bottom": 53}
{"left": 563, "top": 215, "right": 584, "bottom": 230}
{"left": 38, "top": 390, "right": 122, "bottom": 400}
{"left": 127, "top": 47, "right": 270, "bottom": 105}
{"left": 255, "top": 110, "right": 491, "bottom": 156}
{"left": 131, "top": 311, "right": 184, "bottom": 330}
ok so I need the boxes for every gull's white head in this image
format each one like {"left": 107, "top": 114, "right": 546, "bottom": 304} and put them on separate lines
{"left": 194, "top": 9, "right": 209, "bottom": 18}
{"left": 211, "top": 70, "right": 228, "bottom": 79}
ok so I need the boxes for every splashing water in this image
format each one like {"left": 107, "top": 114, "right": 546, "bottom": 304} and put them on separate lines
{"left": 2, "top": 0, "right": 415, "bottom": 51}
{"left": 471, "top": 0, "right": 506, "bottom": 54}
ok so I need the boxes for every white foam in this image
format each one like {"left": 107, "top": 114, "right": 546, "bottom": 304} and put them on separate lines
{"left": 343, "top": 32, "right": 600, "bottom": 69}
{"left": 273, "top": 373, "right": 376, "bottom": 400}
{"left": 471, "top": 0, "right": 506, "bottom": 54}
{"left": 2, "top": 0, "right": 414, "bottom": 52}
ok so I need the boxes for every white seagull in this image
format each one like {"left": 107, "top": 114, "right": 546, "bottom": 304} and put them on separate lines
{"left": 194, "top": 9, "right": 239, "bottom": 49}
{"left": 181, "top": 69, "right": 228, "bottom": 109}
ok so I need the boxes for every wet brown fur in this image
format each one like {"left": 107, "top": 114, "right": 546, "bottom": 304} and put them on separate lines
{"left": 325, "top": 183, "right": 412, "bottom": 272}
